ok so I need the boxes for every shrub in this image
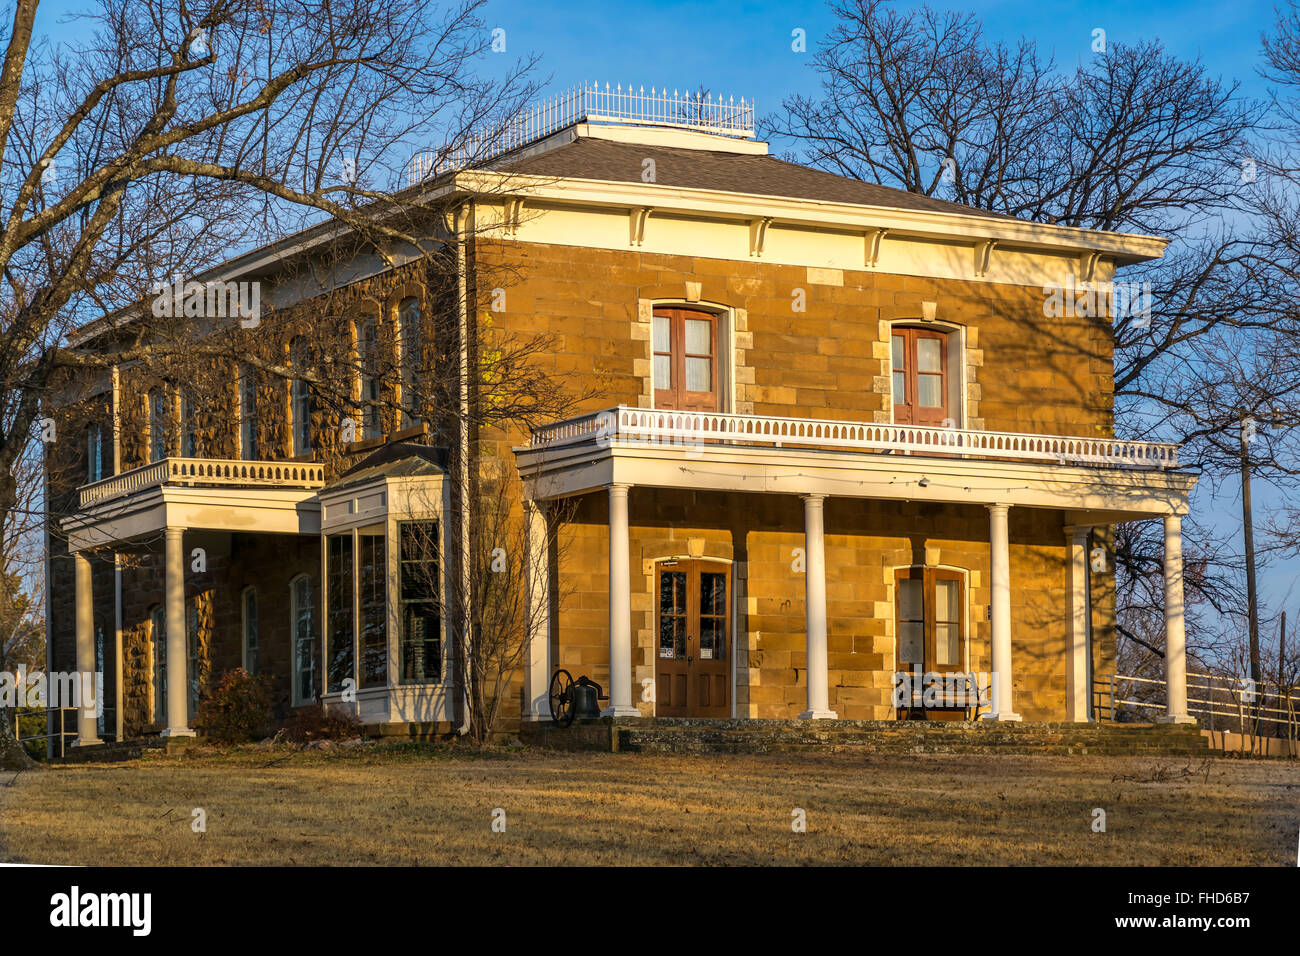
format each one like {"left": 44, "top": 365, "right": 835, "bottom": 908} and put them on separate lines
{"left": 278, "top": 703, "right": 363, "bottom": 743}
{"left": 197, "top": 668, "right": 274, "bottom": 744}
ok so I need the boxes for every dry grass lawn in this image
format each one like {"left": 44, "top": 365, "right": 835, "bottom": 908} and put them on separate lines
{"left": 2, "top": 745, "right": 1297, "bottom": 865}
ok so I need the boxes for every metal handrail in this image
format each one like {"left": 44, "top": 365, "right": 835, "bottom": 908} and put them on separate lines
{"left": 12, "top": 707, "right": 81, "bottom": 759}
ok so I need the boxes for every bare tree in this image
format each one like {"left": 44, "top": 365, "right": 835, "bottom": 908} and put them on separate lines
{"left": 765, "top": 0, "right": 1300, "bottom": 682}
{"left": 0, "top": 0, "right": 551, "bottom": 763}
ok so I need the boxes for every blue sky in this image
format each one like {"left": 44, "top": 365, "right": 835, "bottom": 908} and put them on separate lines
{"left": 477, "top": 0, "right": 1275, "bottom": 109}
{"left": 30, "top": 0, "right": 1296, "bottom": 627}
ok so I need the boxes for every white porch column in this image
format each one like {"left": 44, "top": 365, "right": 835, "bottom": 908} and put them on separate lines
{"left": 1065, "top": 526, "right": 1091, "bottom": 722}
{"left": 983, "top": 503, "right": 1020, "bottom": 721}
{"left": 1157, "top": 515, "right": 1195, "bottom": 724}
{"left": 162, "top": 527, "right": 194, "bottom": 737}
{"left": 799, "top": 494, "right": 837, "bottom": 719}
{"left": 73, "top": 552, "right": 101, "bottom": 747}
{"left": 522, "top": 499, "right": 552, "bottom": 721}
{"left": 602, "top": 484, "right": 639, "bottom": 717}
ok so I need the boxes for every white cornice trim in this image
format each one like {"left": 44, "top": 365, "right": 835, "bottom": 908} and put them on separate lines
{"left": 456, "top": 171, "right": 1169, "bottom": 262}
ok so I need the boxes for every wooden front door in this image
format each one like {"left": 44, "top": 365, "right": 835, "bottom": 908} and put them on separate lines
{"left": 895, "top": 566, "right": 967, "bottom": 720}
{"left": 653, "top": 307, "right": 720, "bottom": 412}
{"left": 655, "top": 560, "right": 730, "bottom": 717}
{"left": 891, "top": 326, "right": 949, "bottom": 425}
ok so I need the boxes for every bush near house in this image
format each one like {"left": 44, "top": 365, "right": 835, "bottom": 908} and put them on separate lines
{"left": 196, "top": 669, "right": 274, "bottom": 744}
{"left": 277, "top": 704, "right": 364, "bottom": 744}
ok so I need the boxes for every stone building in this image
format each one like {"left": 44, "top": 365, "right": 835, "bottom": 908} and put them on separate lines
{"left": 45, "top": 87, "right": 1198, "bottom": 746}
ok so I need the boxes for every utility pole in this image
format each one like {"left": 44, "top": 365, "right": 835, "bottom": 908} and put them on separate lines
{"left": 1240, "top": 414, "right": 1262, "bottom": 721}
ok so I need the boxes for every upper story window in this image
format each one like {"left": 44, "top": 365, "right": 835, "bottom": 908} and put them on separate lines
{"left": 653, "top": 306, "right": 719, "bottom": 412}
{"left": 87, "top": 423, "right": 104, "bottom": 483}
{"left": 238, "top": 366, "right": 259, "bottom": 460}
{"left": 147, "top": 388, "right": 167, "bottom": 462}
{"left": 357, "top": 320, "right": 381, "bottom": 439}
{"left": 179, "top": 392, "right": 198, "bottom": 457}
{"left": 399, "top": 297, "right": 421, "bottom": 429}
{"left": 288, "top": 337, "right": 312, "bottom": 456}
{"left": 891, "top": 326, "right": 950, "bottom": 426}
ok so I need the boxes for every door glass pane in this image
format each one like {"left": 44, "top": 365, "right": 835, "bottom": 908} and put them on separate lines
{"left": 699, "top": 618, "right": 720, "bottom": 660}
{"left": 918, "top": 373, "right": 943, "bottom": 407}
{"left": 685, "top": 318, "right": 712, "bottom": 355}
{"left": 899, "top": 622, "right": 924, "bottom": 664}
{"left": 917, "top": 337, "right": 942, "bottom": 372}
{"left": 653, "top": 315, "right": 670, "bottom": 353}
{"left": 935, "top": 580, "right": 959, "bottom": 623}
{"left": 659, "top": 572, "right": 686, "bottom": 659}
{"left": 898, "top": 578, "right": 923, "bottom": 622}
{"left": 892, "top": 334, "right": 905, "bottom": 371}
{"left": 685, "top": 357, "right": 711, "bottom": 392}
{"left": 654, "top": 354, "right": 671, "bottom": 390}
{"left": 700, "top": 573, "right": 727, "bottom": 616}
{"left": 935, "top": 623, "right": 958, "bottom": 666}
{"left": 699, "top": 572, "right": 727, "bottom": 662}
{"left": 893, "top": 371, "right": 906, "bottom": 401}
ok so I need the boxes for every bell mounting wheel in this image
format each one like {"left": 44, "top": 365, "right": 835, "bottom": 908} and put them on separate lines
{"left": 549, "top": 668, "right": 576, "bottom": 727}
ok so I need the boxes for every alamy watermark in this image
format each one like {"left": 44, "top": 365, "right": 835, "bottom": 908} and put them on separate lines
{"left": 151, "top": 276, "right": 261, "bottom": 327}
{"left": 1042, "top": 278, "right": 1152, "bottom": 327}
{"left": 0, "top": 665, "right": 102, "bottom": 713}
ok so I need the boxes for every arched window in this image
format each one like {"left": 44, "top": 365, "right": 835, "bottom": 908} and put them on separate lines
{"left": 891, "top": 325, "right": 951, "bottom": 426}
{"left": 179, "top": 391, "right": 198, "bottom": 457}
{"left": 238, "top": 366, "right": 259, "bottom": 460}
{"left": 149, "top": 605, "right": 166, "bottom": 725}
{"left": 241, "top": 586, "right": 259, "bottom": 674}
{"left": 290, "top": 574, "right": 317, "bottom": 706}
{"left": 86, "top": 423, "right": 104, "bottom": 483}
{"left": 399, "top": 297, "right": 422, "bottom": 429}
{"left": 288, "top": 337, "right": 312, "bottom": 456}
{"left": 147, "top": 388, "right": 167, "bottom": 462}
{"left": 357, "top": 320, "right": 381, "bottom": 439}
{"left": 652, "top": 306, "right": 721, "bottom": 412}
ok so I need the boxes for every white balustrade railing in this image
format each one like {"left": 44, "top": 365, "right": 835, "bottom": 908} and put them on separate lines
{"left": 408, "top": 82, "right": 755, "bottom": 185}
{"left": 527, "top": 406, "right": 1180, "bottom": 469}
{"left": 79, "top": 457, "right": 326, "bottom": 508}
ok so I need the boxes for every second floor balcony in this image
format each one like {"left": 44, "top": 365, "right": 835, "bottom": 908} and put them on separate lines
{"left": 67, "top": 457, "right": 326, "bottom": 552}
{"left": 515, "top": 406, "right": 1192, "bottom": 522}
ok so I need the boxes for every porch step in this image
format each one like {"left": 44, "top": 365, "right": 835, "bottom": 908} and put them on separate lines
{"left": 48, "top": 737, "right": 167, "bottom": 764}
{"left": 563, "top": 718, "right": 1210, "bottom": 756}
